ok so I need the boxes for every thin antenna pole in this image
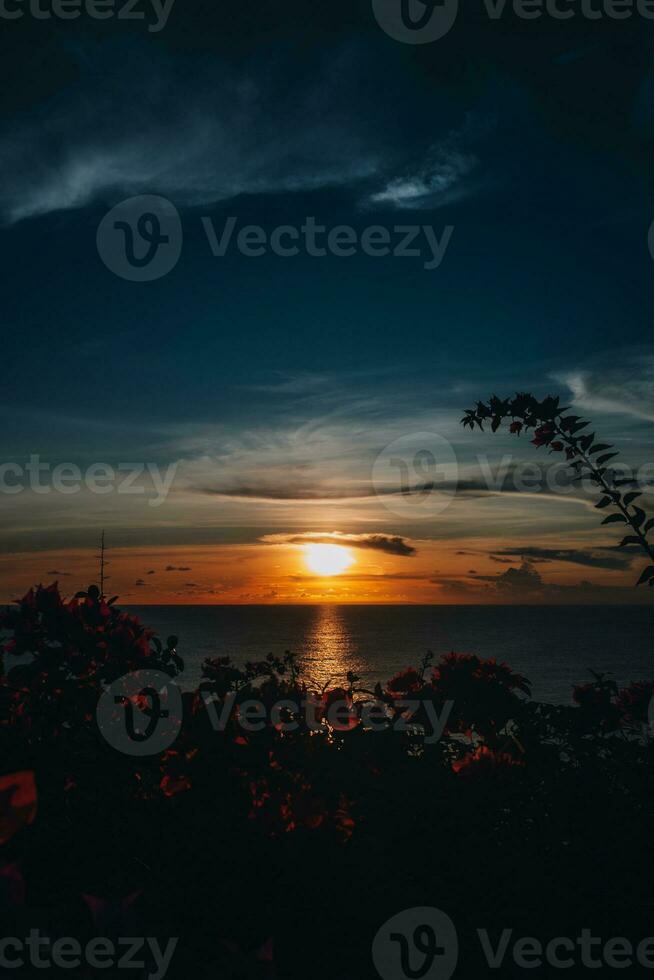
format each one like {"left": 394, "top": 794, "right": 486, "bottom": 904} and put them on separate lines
{"left": 98, "top": 530, "right": 109, "bottom": 598}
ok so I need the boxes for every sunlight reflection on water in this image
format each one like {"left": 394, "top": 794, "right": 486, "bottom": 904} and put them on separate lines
{"left": 300, "top": 605, "right": 363, "bottom": 690}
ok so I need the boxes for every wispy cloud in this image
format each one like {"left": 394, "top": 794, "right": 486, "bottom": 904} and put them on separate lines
{"left": 555, "top": 347, "right": 654, "bottom": 422}
{"left": 366, "top": 125, "right": 479, "bottom": 210}
{"left": 0, "top": 45, "right": 384, "bottom": 224}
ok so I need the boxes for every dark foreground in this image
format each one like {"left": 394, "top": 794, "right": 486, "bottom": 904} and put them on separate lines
{"left": 2, "top": 585, "right": 654, "bottom": 978}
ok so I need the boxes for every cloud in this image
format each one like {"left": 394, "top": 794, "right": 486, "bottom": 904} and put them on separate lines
{"left": 261, "top": 531, "right": 416, "bottom": 556}
{"left": 0, "top": 45, "right": 387, "bottom": 224}
{"left": 436, "top": 562, "right": 545, "bottom": 595}
{"left": 165, "top": 565, "right": 192, "bottom": 572}
{"left": 555, "top": 347, "right": 654, "bottom": 422}
{"left": 488, "top": 562, "right": 544, "bottom": 593}
{"left": 46, "top": 569, "right": 70, "bottom": 576}
{"left": 367, "top": 130, "right": 478, "bottom": 210}
{"left": 495, "top": 547, "right": 634, "bottom": 571}
{"left": 134, "top": 579, "right": 147, "bottom": 587}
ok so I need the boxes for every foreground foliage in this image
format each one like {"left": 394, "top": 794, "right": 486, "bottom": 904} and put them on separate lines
{"left": 462, "top": 393, "right": 654, "bottom": 587}
{"left": 1, "top": 584, "right": 653, "bottom": 979}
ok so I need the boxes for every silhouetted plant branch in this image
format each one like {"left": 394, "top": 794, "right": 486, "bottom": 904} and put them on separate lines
{"left": 461, "top": 393, "right": 654, "bottom": 587}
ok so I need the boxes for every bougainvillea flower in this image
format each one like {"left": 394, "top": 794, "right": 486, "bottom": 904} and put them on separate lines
{"left": 0, "top": 771, "right": 37, "bottom": 845}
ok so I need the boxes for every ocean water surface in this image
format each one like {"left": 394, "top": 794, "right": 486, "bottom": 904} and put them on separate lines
{"left": 127, "top": 604, "right": 654, "bottom": 704}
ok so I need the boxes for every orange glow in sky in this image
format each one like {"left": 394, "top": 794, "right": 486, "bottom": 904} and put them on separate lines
{"left": 303, "top": 544, "right": 355, "bottom": 576}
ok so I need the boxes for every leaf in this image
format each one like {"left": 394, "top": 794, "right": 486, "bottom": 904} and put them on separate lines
{"left": 619, "top": 535, "right": 642, "bottom": 547}
{"left": 623, "top": 492, "right": 641, "bottom": 506}
{"left": 589, "top": 444, "right": 612, "bottom": 455}
{"left": 645, "top": 518, "right": 654, "bottom": 535}
{"left": 596, "top": 453, "right": 619, "bottom": 466}
{"left": 602, "top": 514, "right": 628, "bottom": 525}
{"left": 631, "top": 506, "right": 646, "bottom": 528}
{"left": 595, "top": 496, "right": 612, "bottom": 509}
{"left": 636, "top": 565, "right": 654, "bottom": 586}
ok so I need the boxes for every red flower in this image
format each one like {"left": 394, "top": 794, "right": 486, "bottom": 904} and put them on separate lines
{"left": 531, "top": 424, "right": 554, "bottom": 448}
{"left": 0, "top": 771, "right": 37, "bottom": 844}
{"left": 452, "top": 745, "right": 524, "bottom": 778}
{"left": 319, "top": 688, "right": 358, "bottom": 731}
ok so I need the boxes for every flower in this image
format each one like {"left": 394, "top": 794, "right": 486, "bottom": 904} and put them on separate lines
{"left": 0, "top": 771, "right": 37, "bottom": 844}
{"left": 452, "top": 745, "right": 525, "bottom": 778}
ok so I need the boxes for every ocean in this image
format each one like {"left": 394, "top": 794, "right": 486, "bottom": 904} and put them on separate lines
{"left": 127, "top": 604, "right": 654, "bottom": 704}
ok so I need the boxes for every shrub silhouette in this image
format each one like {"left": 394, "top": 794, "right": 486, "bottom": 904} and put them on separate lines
{"left": 462, "top": 393, "right": 654, "bottom": 587}
{"left": 1, "top": 583, "right": 653, "bottom": 978}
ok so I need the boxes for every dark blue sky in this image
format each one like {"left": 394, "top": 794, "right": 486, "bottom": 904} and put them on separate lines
{"left": 1, "top": 1, "right": 654, "bottom": 600}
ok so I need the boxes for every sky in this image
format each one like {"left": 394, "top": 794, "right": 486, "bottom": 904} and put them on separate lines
{"left": 1, "top": 0, "right": 654, "bottom": 603}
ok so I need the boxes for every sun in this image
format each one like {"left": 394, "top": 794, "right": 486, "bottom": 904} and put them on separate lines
{"left": 304, "top": 543, "right": 355, "bottom": 576}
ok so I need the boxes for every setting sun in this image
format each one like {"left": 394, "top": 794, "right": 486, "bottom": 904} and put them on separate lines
{"left": 303, "top": 543, "right": 355, "bottom": 576}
